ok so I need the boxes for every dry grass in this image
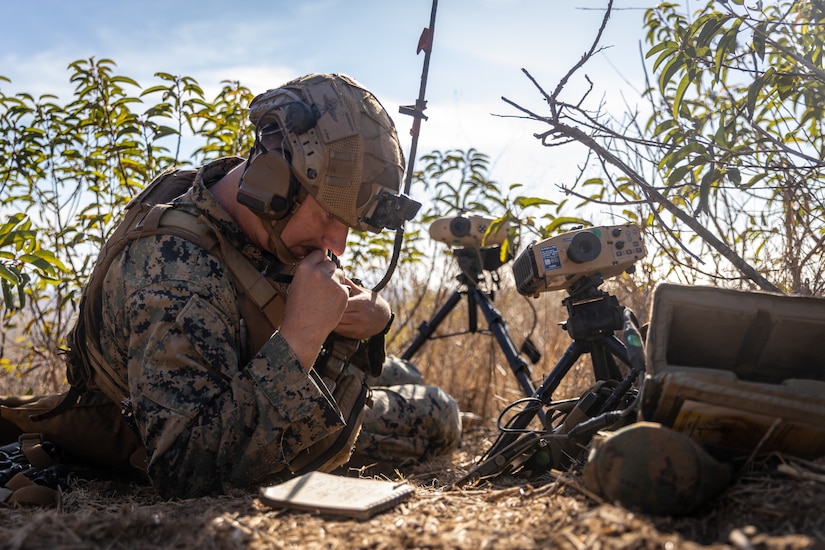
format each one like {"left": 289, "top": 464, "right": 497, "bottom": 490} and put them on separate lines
{"left": 2, "top": 429, "right": 824, "bottom": 549}
{"left": 389, "top": 274, "right": 649, "bottom": 419}
{"left": 2, "top": 270, "right": 824, "bottom": 548}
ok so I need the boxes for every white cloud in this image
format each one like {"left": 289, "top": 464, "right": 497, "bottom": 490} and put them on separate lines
{"left": 1, "top": 51, "right": 78, "bottom": 99}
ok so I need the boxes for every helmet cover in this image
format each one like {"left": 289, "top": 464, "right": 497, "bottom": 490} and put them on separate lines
{"left": 248, "top": 73, "right": 406, "bottom": 232}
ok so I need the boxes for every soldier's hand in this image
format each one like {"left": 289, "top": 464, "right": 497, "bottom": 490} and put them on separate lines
{"left": 280, "top": 250, "right": 350, "bottom": 370}
{"left": 335, "top": 279, "right": 392, "bottom": 339}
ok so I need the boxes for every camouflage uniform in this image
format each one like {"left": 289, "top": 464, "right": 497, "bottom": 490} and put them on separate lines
{"left": 99, "top": 157, "right": 460, "bottom": 498}
{"left": 362, "top": 356, "right": 461, "bottom": 463}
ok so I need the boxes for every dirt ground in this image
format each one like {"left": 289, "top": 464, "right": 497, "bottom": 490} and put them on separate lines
{"left": 2, "top": 426, "right": 824, "bottom": 550}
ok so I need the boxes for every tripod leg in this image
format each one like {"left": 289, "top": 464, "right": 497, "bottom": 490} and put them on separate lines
{"left": 467, "top": 288, "right": 478, "bottom": 333}
{"left": 596, "top": 334, "right": 643, "bottom": 414}
{"left": 604, "top": 334, "right": 632, "bottom": 368}
{"left": 485, "top": 339, "right": 586, "bottom": 458}
{"left": 401, "top": 290, "right": 464, "bottom": 361}
{"left": 590, "top": 340, "right": 623, "bottom": 381}
{"left": 533, "top": 339, "right": 587, "bottom": 406}
{"left": 471, "top": 287, "right": 537, "bottom": 399}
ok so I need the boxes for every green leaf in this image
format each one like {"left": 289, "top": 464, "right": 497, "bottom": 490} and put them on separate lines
{"left": 661, "top": 141, "right": 705, "bottom": 170}
{"left": 658, "top": 52, "right": 686, "bottom": 92}
{"left": 0, "top": 264, "right": 20, "bottom": 285}
{"left": 694, "top": 13, "right": 729, "bottom": 48}
{"left": 714, "top": 19, "right": 742, "bottom": 81}
{"left": 514, "top": 196, "right": 555, "bottom": 208}
{"left": 753, "top": 20, "right": 767, "bottom": 60}
{"left": 666, "top": 164, "right": 693, "bottom": 186}
{"left": 746, "top": 74, "right": 764, "bottom": 119}
{"left": 30, "top": 249, "right": 67, "bottom": 271}
{"left": 726, "top": 168, "right": 741, "bottom": 186}
{"left": 696, "top": 168, "right": 719, "bottom": 215}
{"left": 543, "top": 217, "right": 590, "bottom": 233}
{"left": 672, "top": 72, "right": 691, "bottom": 119}
{"left": 652, "top": 119, "right": 677, "bottom": 137}
{"left": 111, "top": 75, "right": 141, "bottom": 87}
{"left": 2, "top": 279, "right": 14, "bottom": 307}
{"left": 647, "top": 40, "right": 679, "bottom": 61}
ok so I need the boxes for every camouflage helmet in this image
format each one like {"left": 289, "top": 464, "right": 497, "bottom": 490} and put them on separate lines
{"left": 583, "top": 422, "right": 732, "bottom": 516}
{"left": 246, "top": 73, "right": 416, "bottom": 233}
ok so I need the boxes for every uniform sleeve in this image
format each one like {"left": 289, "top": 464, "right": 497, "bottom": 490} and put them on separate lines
{"left": 101, "top": 235, "right": 344, "bottom": 498}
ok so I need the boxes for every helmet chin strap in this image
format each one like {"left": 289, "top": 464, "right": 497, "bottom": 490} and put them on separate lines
{"left": 256, "top": 183, "right": 308, "bottom": 267}
{"left": 264, "top": 216, "right": 301, "bottom": 266}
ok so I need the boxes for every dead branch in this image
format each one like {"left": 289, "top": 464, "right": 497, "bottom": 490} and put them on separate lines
{"left": 502, "top": 90, "right": 781, "bottom": 293}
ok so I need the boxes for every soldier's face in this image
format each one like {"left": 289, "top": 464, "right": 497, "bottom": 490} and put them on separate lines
{"left": 279, "top": 194, "right": 348, "bottom": 259}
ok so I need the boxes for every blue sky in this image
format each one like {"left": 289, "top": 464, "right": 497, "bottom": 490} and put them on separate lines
{"left": 1, "top": 0, "right": 662, "bottom": 215}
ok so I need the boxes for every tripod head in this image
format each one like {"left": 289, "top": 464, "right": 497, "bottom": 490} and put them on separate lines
{"left": 562, "top": 274, "right": 625, "bottom": 342}
{"left": 452, "top": 246, "right": 511, "bottom": 286}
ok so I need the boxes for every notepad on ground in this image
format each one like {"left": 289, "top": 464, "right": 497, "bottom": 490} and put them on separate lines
{"left": 259, "top": 471, "right": 414, "bottom": 520}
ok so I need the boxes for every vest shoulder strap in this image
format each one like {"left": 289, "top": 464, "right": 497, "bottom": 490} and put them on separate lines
{"left": 66, "top": 168, "right": 285, "bottom": 404}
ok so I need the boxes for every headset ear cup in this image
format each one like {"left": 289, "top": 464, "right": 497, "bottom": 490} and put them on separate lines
{"left": 237, "top": 151, "right": 294, "bottom": 219}
{"left": 283, "top": 100, "right": 320, "bottom": 134}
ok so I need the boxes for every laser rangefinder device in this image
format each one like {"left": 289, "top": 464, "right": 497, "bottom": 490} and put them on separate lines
{"left": 513, "top": 224, "right": 646, "bottom": 295}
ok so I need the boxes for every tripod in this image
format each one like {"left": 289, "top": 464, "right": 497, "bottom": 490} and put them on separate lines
{"left": 459, "top": 273, "right": 645, "bottom": 482}
{"left": 402, "top": 247, "right": 541, "bottom": 410}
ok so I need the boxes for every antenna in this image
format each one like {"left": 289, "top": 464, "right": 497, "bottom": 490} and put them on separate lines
{"left": 372, "top": 0, "right": 438, "bottom": 291}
